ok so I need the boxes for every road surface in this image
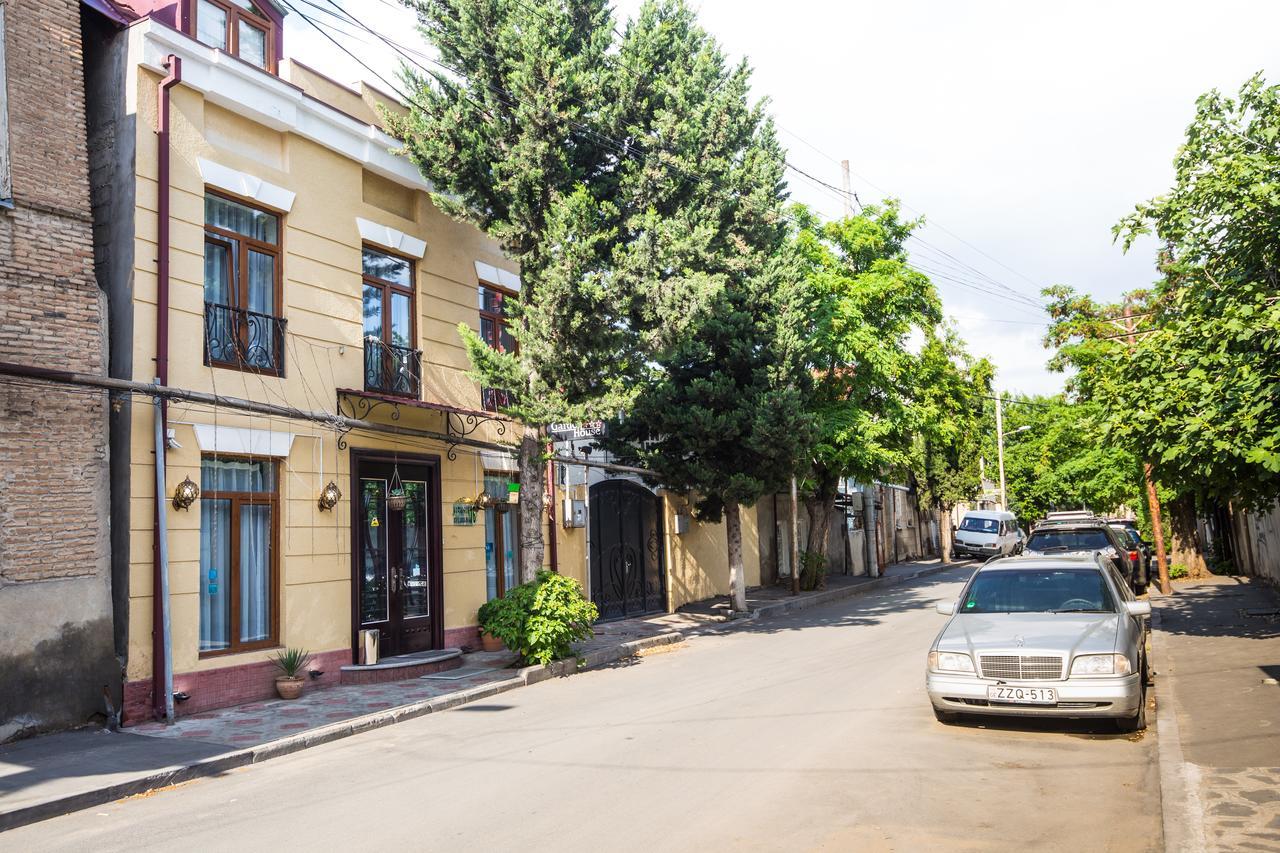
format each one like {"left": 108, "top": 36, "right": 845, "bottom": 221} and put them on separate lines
{"left": 8, "top": 566, "right": 1160, "bottom": 852}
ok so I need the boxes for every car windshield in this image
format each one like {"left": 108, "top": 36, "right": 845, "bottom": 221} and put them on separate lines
{"left": 1026, "top": 529, "right": 1111, "bottom": 552}
{"left": 959, "top": 517, "right": 1000, "bottom": 533}
{"left": 960, "top": 569, "right": 1115, "bottom": 614}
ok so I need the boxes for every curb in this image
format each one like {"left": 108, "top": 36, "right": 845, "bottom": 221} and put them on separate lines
{"left": 1148, "top": 604, "right": 1206, "bottom": 853}
{"left": 0, "top": 630, "right": 684, "bottom": 833}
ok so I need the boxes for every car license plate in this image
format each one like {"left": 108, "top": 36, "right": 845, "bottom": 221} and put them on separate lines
{"left": 987, "top": 685, "right": 1057, "bottom": 704}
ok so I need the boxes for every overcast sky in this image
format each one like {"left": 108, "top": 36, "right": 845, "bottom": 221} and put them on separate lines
{"left": 285, "top": 0, "right": 1280, "bottom": 396}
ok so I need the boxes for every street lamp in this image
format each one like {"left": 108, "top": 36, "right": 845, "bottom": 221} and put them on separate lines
{"left": 995, "top": 390, "right": 1031, "bottom": 511}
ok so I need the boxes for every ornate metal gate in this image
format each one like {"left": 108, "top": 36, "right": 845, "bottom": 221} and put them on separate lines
{"left": 589, "top": 479, "right": 666, "bottom": 620}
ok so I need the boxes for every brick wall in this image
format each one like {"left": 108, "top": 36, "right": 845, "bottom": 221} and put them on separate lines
{"left": 0, "top": 0, "right": 116, "bottom": 740}
{"left": 0, "top": 0, "right": 104, "bottom": 582}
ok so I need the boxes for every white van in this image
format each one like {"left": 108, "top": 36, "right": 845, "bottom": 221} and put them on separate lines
{"left": 952, "top": 510, "right": 1021, "bottom": 559}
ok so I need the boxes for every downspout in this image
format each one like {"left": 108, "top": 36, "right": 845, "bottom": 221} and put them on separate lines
{"left": 152, "top": 55, "right": 181, "bottom": 722}
{"left": 546, "top": 458, "right": 558, "bottom": 573}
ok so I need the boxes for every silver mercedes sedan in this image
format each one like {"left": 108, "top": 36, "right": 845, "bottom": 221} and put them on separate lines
{"left": 926, "top": 554, "right": 1151, "bottom": 731}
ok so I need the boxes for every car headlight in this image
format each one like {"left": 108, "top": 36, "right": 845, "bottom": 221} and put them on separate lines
{"left": 1070, "top": 654, "right": 1132, "bottom": 677}
{"left": 928, "top": 651, "right": 975, "bottom": 673}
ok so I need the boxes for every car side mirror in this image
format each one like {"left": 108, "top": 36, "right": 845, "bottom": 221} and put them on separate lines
{"left": 1124, "top": 601, "right": 1151, "bottom": 617}
{"left": 935, "top": 601, "right": 957, "bottom": 616}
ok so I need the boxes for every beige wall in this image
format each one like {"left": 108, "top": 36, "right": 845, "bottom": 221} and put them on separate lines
{"left": 127, "top": 66, "right": 520, "bottom": 680}
{"left": 663, "top": 495, "right": 761, "bottom": 611}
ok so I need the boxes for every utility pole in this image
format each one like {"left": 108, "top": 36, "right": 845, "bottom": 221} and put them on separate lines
{"left": 1124, "top": 303, "right": 1171, "bottom": 594}
{"left": 995, "top": 390, "right": 1008, "bottom": 511}
{"left": 841, "top": 160, "right": 853, "bottom": 218}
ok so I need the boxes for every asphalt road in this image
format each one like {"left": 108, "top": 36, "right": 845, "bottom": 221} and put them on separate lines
{"left": 8, "top": 566, "right": 1161, "bottom": 852}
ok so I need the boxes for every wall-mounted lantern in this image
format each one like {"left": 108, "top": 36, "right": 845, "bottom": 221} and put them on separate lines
{"left": 318, "top": 480, "right": 342, "bottom": 511}
{"left": 172, "top": 475, "right": 200, "bottom": 511}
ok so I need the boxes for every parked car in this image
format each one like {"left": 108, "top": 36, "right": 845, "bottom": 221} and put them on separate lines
{"left": 1022, "top": 519, "right": 1141, "bottom": 593}
{"left": 952, "top": 510, "right": 1021, "bottom": 559}
{"left": 926, "top": 554, "right": 1151, "bottom": 731}
{"left": 1109, "top": 523, "right": 1151, "bottom": 592}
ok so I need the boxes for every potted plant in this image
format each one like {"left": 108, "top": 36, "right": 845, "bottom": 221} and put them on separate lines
{"left": 270, "top": 648, "right": 313, "bottom": 700}
{"left": 476, "top": 597, "right": 514, "bottom": 652}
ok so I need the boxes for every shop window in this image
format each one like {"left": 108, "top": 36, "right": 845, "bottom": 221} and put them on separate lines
{"left": 199, "top": 456, "right": 279, "bottom": 656}
{"left": 484, "top": 473, "right": 519, "bottom": 599}
{"left": 194, "top": 0, "right": 276, "bottom": 72}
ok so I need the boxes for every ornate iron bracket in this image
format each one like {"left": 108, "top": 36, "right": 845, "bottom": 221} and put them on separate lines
{"left": 338, "top": 393, "right": 402, "bottom": 423}
{"left": 444, "top": 410, "right": 508, "bottom": 461}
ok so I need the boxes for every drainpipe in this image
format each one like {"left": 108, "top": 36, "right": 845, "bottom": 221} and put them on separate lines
{"left": 153, "top": 389, "right": 175, "bottom": 724}
{"left": 152, "top": 55, "right": 181, "bottom": 722}
{"left": 546, "top": 457, "right": 558, "bottom": 573}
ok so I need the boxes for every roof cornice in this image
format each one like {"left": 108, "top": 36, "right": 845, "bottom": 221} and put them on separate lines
{"left": 132, "top": 19, "right": 431, "bottom": 194}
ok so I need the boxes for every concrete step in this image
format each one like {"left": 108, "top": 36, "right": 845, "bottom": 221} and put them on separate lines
{"left": 339, "top": 648, "right": 463, "bottom": 685}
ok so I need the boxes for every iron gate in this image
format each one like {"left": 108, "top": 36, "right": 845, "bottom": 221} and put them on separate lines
{"left": 589, "top": 479, "right": 666, "bottom": 620}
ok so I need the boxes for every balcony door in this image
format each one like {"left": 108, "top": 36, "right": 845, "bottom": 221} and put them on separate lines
{"left": 351, "top": 451, "right": 443, "bottom": 658}
{"left": 362, "top": 246, "right": 419, "bottom": 397}
{"left": 203, "top": 191, "right": 284, "bottom": 374}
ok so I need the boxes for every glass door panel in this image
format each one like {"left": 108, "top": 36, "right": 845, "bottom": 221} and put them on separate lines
{"left": 200, "top": 498, "right": 232, "bottom": 652}
{"left": 239, "top": 503, "right": 272, "bottom": 643}
{"left": 360, "top": 479, "right": 388, "bottom": 625}
{"left": 401, "top": 481, "right": 430, "bottom": 619}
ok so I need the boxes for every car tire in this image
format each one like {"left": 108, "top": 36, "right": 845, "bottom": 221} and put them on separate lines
{"left": 933, "top": 707, "right": 959, "bottom": 724}
{"left": 1115, "top": 683, "right": 1147, "bottom": 733}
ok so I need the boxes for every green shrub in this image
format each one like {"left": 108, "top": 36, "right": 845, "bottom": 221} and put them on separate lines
{"left": 477, "top": 571, "right": 599, "bottom": 666}
{"left": 799, "top": 550, "right": 827, "bottom": 591}
{"left": 1168, "top": 563, "right": 1189, "bottom": 580}
{"left": 270, "top": 647, "right": 312, "bottom": 678}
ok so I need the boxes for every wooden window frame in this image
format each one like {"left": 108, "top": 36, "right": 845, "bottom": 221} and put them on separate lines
{"left": 478, "top": 281, "right": 518, "bottom": 411}
{"left": 485, "top": 473, "right": 520, "bottom": 600}
{"left": 199, "top": 455, "right": 281, "bottom": 659}
{"left": 203, "top": 189, "right": 284, "bottom": 376}
{"left": 362, "top": 244, "right": 418, "bottom": 355}
{"left": 192, "top": 0, "right": 276, "bottom": 72}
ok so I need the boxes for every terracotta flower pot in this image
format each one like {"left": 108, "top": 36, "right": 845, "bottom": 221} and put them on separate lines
{"left": 480, "top": 631, "right": 504, "bottom": 652}
{"left": 275, "top": 676, "right": 304, "bottom": 700}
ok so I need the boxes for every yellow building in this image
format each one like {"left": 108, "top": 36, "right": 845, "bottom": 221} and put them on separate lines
{"left": 83, "top": 0, "right": 759, "bottom": 723}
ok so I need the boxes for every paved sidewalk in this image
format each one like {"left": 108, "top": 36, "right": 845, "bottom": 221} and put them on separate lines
{"left": 1151, "top": 575, "right": 1280, "bottom": 852}
{"left": 0, "top": 555, "right": 964, "bottom": 831}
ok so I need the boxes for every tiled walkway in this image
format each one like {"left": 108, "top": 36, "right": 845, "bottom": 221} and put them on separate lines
{"left": 128, "top": 651, "right": 519, "bottom": 748}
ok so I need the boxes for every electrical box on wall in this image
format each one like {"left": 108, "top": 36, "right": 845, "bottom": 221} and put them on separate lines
{"left": 563, "top": 498, "right": 586, "bottom": 528}
{"left": 673, "top": 513, "right": 690, "bottom": 535}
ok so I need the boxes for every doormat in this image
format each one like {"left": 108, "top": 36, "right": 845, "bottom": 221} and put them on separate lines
{"left": 421, "top": 666, "right": 498, "bottom": 681}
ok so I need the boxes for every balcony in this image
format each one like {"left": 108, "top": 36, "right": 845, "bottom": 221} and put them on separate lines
{"left": 364, "top": 337, "right": 422, "bottom": 399}
{"left": 204, "top": 302, "right": 286, "bottom": 376}
{"left": 481, "top": 387, "right": 515, "bottom": 412}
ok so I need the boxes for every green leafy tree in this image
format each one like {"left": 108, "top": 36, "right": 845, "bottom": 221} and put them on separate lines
{"left": 908, "top": 329, "right": 993, "bottom": 562}
{"left": 1063, "top": 73, "right": 1280, "bottom": 511}
{"left": 788, "top": 203, "right": 941, "bottom": 560}
{"left": 600, "top": 7, "right": 812, "bottom": 613}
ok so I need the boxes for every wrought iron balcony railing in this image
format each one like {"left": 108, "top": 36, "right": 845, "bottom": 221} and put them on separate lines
{"left": 364, "top": 336, "right": 422, "bottom": 399}
{"left": 204, "top": 302, "right": 287, "bottom": 376}
{"left": 481, "top": 386, "right": 515, "bottom": 412}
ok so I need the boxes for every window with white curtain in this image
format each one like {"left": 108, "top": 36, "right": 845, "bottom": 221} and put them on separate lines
{"left": 199, "top": 457, "right": 278, "bottom": 655}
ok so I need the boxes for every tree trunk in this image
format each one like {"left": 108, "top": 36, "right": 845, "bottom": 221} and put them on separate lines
{"left": 804, "top": 494, "right": 833, "bottom": 563}
{"left": 725, "top": 498, "right": 747, "bottom": 613}
{"left": 1166, "top": 494, "right": 1209, "bottom": 578}
{"left": 939, "top": 506, "right": 953, "bottom": 564}
{"left": 517, "top": 423, "right": 545, "bottom": 584}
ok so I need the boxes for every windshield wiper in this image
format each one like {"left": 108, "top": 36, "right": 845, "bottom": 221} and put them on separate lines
{"left": 1035, "top": 545, "right": 1071, "bottom": 552}
{"left": 1053, "top": 608, "right": 1106, "bottom": 613}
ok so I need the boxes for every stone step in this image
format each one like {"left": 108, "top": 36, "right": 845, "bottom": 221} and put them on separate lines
{"left": 339, "top": 648, "right": 463, "bottom": 685}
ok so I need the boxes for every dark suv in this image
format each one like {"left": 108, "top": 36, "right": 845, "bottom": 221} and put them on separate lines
{"left": 1024, "top": 519, "right": 1143, "bottom": 593}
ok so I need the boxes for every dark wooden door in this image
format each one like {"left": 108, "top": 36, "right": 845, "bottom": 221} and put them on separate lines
{"left": 589, "top": 479, "right": 665, "bottom": 620}
{"left": 354, "top": 455, "right": 442, "bottom": 657}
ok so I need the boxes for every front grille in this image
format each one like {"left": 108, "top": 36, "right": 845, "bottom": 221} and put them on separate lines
{"left": 980, "top": 654, "right": 1064, "bottom": 680}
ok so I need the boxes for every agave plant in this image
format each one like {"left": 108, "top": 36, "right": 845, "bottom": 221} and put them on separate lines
{"left": 270, "top": 647, "right": 313, "bottom": 679}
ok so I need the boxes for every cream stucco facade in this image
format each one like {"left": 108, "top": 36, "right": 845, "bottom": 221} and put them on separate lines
{"left": 105, "top": 15, "right": 757, "bottom": 721}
